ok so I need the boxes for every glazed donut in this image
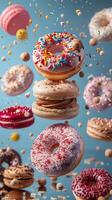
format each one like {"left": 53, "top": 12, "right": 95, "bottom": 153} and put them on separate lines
{"left": 1, "top": 64, "right": 33, "bottom": 96}
{"left": 0, "top": 147, "right": 21, "bottom": 181}
{"left": 83, "top": 76, "right": 112, "bottom": 111}
{"left": 89, "top": 8, "right": 112, "bottom": 41}
{"left": 31, "top": 123, "right": 84, "bottom": 177}
{"left": 33, "top": 32, "right": 84, "bottom": 80}
{"left": 72, "top": 168, "right": 112, "bottom": 200}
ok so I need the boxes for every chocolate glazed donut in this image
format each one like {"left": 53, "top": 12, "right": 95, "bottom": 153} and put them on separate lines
{"left": 0, "top": 148, "right": 22, "bottom": 182}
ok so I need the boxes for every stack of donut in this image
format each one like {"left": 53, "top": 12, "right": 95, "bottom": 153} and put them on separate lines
{"left": 31, "top": 32, "right": 112, "bottom": 200}
{"left": 31, "top": 32, "right": 85, "bottom": 177}
{"left": 32, "top": 32, "right": 84, "bottom": 120}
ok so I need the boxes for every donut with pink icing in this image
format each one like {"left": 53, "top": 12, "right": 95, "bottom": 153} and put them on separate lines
{"left": 33, "top": 32, "right": 84, "bottom": 80}
{"left": 72, "top": 168, "right": 112, "bottom": 200}
{"left": 31, "top": 123, "right": 84, "bottom": 177}
{"left": 83, "top": 76, "right": 112, "bottom": 111}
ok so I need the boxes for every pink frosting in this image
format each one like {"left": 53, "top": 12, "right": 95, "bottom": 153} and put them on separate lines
{"left": 84, "top": 76, "right": 112, "bottom": 111}
{"left": 0, "top": 4, "right": 30, "bottom": 35}
{"left": 0, "top": 106, "right": 34, "bottom": 129}
{"left": 31, "top": 123, "right": 84, "bottom": 176}
{"left": 72, "top": 168, "right": 112, "bottom": 200}
{"left": 33, "top": 32, "right": 84, "bottom": 73}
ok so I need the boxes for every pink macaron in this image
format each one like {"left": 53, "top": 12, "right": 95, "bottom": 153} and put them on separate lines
{"left": 0, "top": 4, "right": 30, "bottom": 35}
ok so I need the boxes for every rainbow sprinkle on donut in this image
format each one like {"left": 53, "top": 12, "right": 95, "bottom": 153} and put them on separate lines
{"left": 33, "top": 32, "right": 84, "bottom": 72}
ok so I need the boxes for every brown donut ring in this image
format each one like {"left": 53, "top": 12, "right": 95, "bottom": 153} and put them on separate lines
{"left": 0, "top": 148, "right": 22, "bottom": 180}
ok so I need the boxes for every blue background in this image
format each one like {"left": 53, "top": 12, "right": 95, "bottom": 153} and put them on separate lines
{"left": 0, "top": 0, "right": 112, "bottom": 199}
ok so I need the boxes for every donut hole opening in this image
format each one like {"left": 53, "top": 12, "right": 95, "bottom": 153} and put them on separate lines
{"left": 95, "top": 85, "right": 103, "bottom": 100}
{"left": 1, "top": 162, "right": 9, "bottom": 168}
{"left": 83, "top": 176, "right": 97, "bottom": 186}
{"left": 98, "top": 89, "right": 103, "bottom": 96}
{"left": 48, "top": 44, "right": 65, "bottom": 56}
{"left": 50, "top": 143, "right": 59, "bottom": 154}
{"left": 100, "top": 18, "right": 109, "bottom": 27}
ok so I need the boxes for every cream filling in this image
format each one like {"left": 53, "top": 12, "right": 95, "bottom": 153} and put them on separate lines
{"left": 0, "top": 117, "right": 34, "bottom": 125}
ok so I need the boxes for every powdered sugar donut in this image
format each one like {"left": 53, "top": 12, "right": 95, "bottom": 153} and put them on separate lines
{"left": 72, "top": 168, "right": 112, "bottom": 200}
{"left": 89, "top": 8, "right": 112, "bottom": 41}
{"left": 31, "top": 123, "right": 84, "bottom": 177}
{"left": 83, "top": 76, "right": 112, "bottom": 111}
{"left": 1, "top": 65, "right": 33, "bottom": 96}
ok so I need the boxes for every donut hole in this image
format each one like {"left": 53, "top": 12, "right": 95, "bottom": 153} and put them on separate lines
{"left": 83, "top": 176, "right": 97, "bottom": 186}
{"left": 1, "top": 162, "right": 9, "bottom": 168}
{"left": 100, "top": 18, "right": 109, "bottom": 27}
{"left": 48, "top": 44, "right": 64, "bottom": 56}
{"left": 50, "top": 143, "right": 59, "bottom": 154}
{"left": 93, "top": 96, "right": 100, "bottom": 104}
{"left": 98, "top": 89, "right": 103, "bottom": 96}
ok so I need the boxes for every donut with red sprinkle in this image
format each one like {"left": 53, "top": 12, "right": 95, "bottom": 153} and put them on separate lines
{"left": 72, "top": 168, "right": 112, "bottom": 200}
{"left": 0, "top": 106, "right": 34, "bottom": 129}
{"left": 31, "top": 123, "right": 84, "bottom": 177}
{"left": 33, "top": 32, "right": 84, "bottom": 80}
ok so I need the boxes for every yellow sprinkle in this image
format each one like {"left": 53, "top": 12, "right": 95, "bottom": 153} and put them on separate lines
{"left": 45, "top": 15, "right": 49, "bottom": 20}
{"left": 10, "top": 132, "right": 20, "bottom": 141}
{"left": 16, "top": 29, "right": 28, "bottom": 40}
{"left": 8, "top": 50, "right": 12, "bottom": 55}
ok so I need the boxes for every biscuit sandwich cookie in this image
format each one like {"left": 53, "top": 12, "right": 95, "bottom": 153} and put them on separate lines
{"left": 87, "top": 117, "right": 112, "bottom": 141}
{"left": 0, "top": 106, "right": 34, "bottom": 129}
{"left": 32, "top": 79, "right": 80, "bottom": 120}
{"left": 3, "top": 165, "right": 34, "bottom": 189}
{"left": 0, "top": 4, "right": 30, "bottom": 35}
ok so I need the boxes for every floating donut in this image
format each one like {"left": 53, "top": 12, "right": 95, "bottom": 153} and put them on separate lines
{"left": 0, "top": 147, "right": 21, "bottom": 183}
{"left": 72, "top": 168, "right": 112, "bottom": 200}
{"left": 89, "top": 8, "right": 112, "bottom": 41}
{"left": 0, "top": 4, "right": 30, "bottom": 35}
{"left": 0, "top": 106, "right": 34, "bottom": 129}
{"left": 1, "top": 65, "right": 33, "bottom": 96}
{"left": 33, "top": 32, "right": 84, "bottom": 80}
{"left": 31, "top": 123, "right": 84, "bottom": 177}
{"left": 83, "top": 76, "right": 112, "bottom": 111}
{"left": 87, "top": 117, "right": 112, "bottom": 141}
